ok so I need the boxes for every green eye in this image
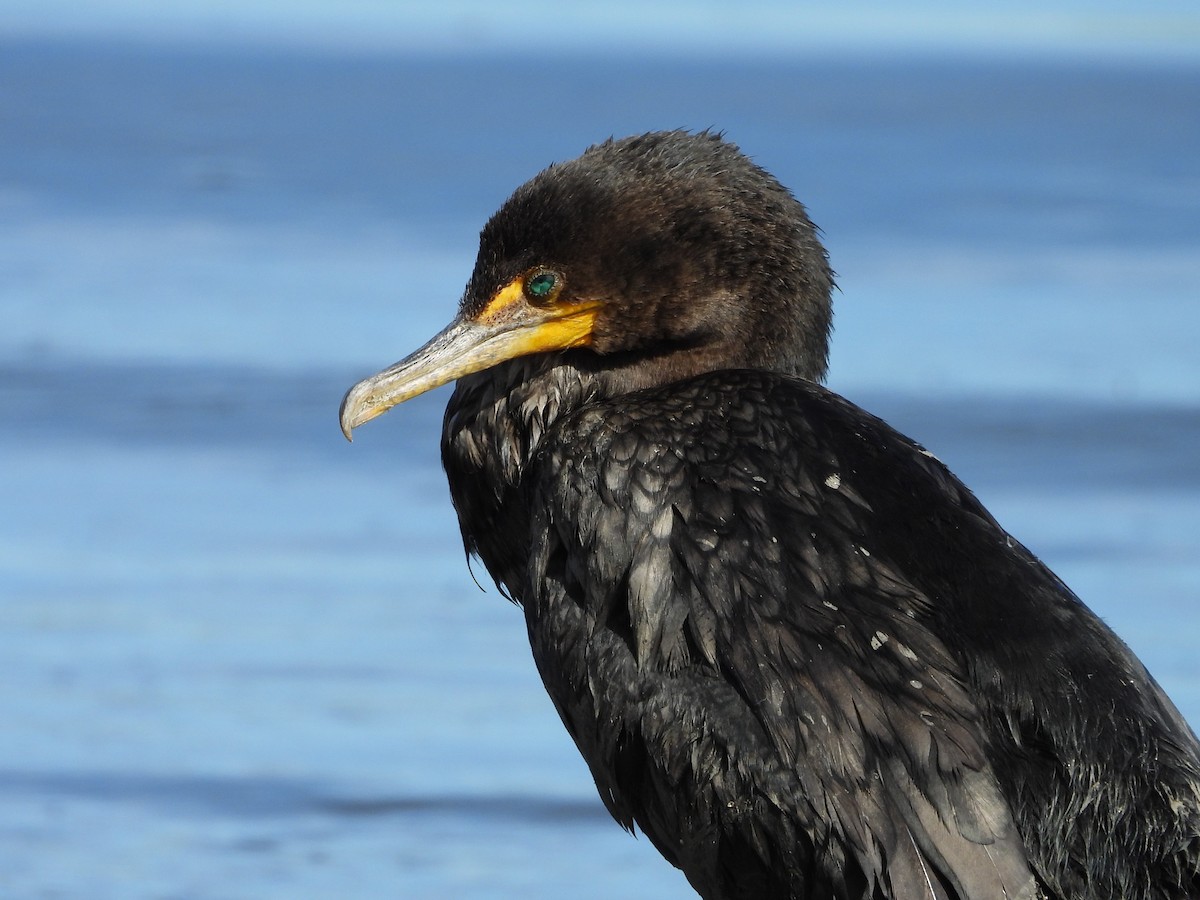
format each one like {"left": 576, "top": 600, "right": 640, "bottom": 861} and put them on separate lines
{"left": 526, "top": 270, "right": 560, "bottom": 301}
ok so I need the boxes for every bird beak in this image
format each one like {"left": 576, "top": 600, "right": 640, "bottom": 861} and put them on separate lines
{"left": 339, "top": 279, "right": 602, "bottom": 440}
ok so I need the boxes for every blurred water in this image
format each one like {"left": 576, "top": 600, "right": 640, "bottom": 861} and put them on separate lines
{"left": 1, "top": 36, "right": 1198, "bottom": 899}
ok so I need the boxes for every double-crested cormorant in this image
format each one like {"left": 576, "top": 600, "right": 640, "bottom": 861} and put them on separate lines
{"left": 340, "top": 131, "right": 1200, "bottom": 899}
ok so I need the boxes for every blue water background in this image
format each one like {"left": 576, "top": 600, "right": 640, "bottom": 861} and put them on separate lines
{"left": 2, "top": 11, "right": 1199, "bottom": 899}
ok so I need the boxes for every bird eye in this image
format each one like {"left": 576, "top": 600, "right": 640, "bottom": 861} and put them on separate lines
{"left": 524, "top": 270, "right": 562, "bottom": 304}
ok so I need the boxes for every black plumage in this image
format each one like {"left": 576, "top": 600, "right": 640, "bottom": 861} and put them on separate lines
{"left": 340, "top": 131, "right": 1200, "bottom": 899}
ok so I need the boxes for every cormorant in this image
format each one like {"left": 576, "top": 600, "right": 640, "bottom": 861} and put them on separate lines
{"left": 339, "top": 131, "right": 1200, "bottom": 899}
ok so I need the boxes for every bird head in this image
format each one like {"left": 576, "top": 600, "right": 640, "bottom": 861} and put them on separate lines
{"left": 340, "top": 130, "right": 833, "bottom": 439}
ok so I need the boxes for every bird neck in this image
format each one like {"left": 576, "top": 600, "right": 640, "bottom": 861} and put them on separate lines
{"left": 438, "top": 332, "right": 822, "bottom": 590}
{"left": 441, "top": 354, "right": 601, "bottom": 591}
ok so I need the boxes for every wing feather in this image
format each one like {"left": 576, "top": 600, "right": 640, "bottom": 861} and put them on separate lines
{"left": 526, "top": 375, "right": 1048, "bottom": 898}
